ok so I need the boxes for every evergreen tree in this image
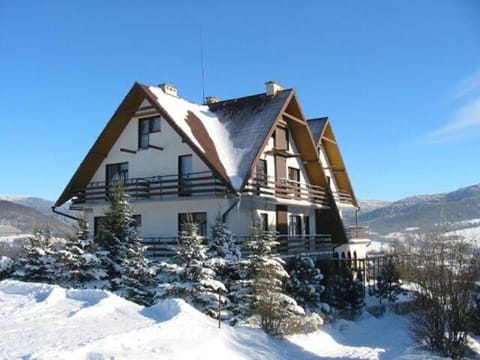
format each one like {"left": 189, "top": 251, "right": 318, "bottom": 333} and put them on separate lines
{"left": 208, "top": 213, "right": 241, "bottom": 262}
{"left": 374, "top": 260, "right": 402, "bottom": 304}
{"left": 14, "top": 228, "right": 58, "bottom": 283}
{"left": 247, "top": 228, "right": 305, "bottom": 336}
{"left": 58, "top": 219, "right": 108, "bottom": 289}
{"left": 95, "top": 183, "right": 154, "bottom": 305}
{"left": 158, "top": 220, "right": 226, "bottom": 317}
{"left": 329, "top": 264, "right": 365, "bottom": 320}
{"left": 0, "top": 256, "right": 14, "bottom": 280}
{"left": 286, "top": 254, "right": 325, "bottom": 313}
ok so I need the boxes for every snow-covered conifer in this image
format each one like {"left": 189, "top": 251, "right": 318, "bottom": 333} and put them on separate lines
{"left": 58, "top": 219, "right": 108, "bottom": 289}
{"left": 329, "top": 264, "right": 365, "bottom": 320}
{"left": 0, "top": 256, "right": 14, "bottom": 280}
{"left": 14, "top": 228, "right": 58, "bottom": 283}
{"left": 247, "top": 227, "right": 306, "bottom": 336}
{"left": 158, "top": 220, "right": 226, "bottom": 317}
{"left": 287, "top": 254, "right": 325, "bottom": 313}
{"left": 95, "top": 183, "right": 154, "bottom": 305}
{"left": 208, "top": 213, "right": 241, "bottom": 262}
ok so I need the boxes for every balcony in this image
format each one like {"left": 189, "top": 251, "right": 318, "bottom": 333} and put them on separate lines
{"left": 347, "top": 226, "right": 369, "bottom": 241}
{"left": 243, "top": 175, "right": 330, "bottom": 206}
{"left": 71, "top": 171, "right": 227, "bottom": 206}
{"left": 142, "top": 234, "right": 333, "bottom": 260}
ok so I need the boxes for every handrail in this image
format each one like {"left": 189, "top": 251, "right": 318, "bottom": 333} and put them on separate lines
{"left": 71, "top": 171, "right": 227, "bottom": 205}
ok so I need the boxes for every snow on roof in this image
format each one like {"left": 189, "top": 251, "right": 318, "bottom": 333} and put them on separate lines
{"left": 148, "top": 86, "right": 251, "bottom": 191}
{"left": 148, "top": 86, "right": 206, "bottom": 153}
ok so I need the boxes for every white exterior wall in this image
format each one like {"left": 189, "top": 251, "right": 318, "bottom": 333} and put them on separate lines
{"left": 90, "top": 111, "right": 210, "bottom": 182}
{"left": 318, "top": 145, "right": 339, "bottom": 193}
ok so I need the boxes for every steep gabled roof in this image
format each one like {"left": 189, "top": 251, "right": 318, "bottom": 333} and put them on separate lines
{"left": 55, "top": 83, "right": 293, "bottom": 207}
{"left": 307, "top": 118, "right": 358, "bottom": 207}
{"left": 307, "top": 117, "right": 329, "bottom": 145}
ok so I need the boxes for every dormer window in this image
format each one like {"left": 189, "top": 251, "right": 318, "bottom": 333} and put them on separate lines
{"left": 139, "top": 116, "right": 161, "bottom": 149}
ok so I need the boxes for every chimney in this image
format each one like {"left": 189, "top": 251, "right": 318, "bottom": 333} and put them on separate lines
{"left": 205, "top": 96, "right": 221, "bottom": 104}
{"left": 265, "top": 81, "right": 284, "bottom": 96}
{"left": 159, "top": 83, "right": 178, "bottom": 97}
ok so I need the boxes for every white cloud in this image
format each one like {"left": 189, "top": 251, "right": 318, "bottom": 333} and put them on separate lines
{"left": 451, "top": 70, "right": 480, "bottom": 100}
{"left": 423, "top": 97, "right": 480, "bottom": 143}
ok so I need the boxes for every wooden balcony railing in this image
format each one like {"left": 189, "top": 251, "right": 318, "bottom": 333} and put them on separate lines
{"left": 71, "top": 171, "right": 227, "bottom": 205}
{"left": 243, "top": 176, "right": 330, "bottom": 206}
{"left": 142, "top": 234, "right": 333, "bottom": 260}
{"left": 347, "top": 226, "right": 369, "bottom": 240}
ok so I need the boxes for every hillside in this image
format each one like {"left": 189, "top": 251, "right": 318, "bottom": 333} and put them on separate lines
{"left": 350, "top": 184, "right": 480, "bottom": 235}
{"left": 0, "top": 195, "right": 76, "bottom": 225}
{"left": 0, "top": 200, "right": 74, "bottom": 237}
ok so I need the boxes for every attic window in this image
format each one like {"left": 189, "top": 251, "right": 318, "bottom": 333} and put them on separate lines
{"left": 139, "top": 116, "right": 161, "bottom": 149}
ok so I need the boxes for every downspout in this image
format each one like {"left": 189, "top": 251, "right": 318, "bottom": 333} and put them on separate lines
{"left": 355, "top": 206, "right": 361, "bottom": 227}
{"left": 222, "top": 194, "right": 240, "bottom": 223}
{"left": 51, "top": 206, "right": 82, "bottom": 222}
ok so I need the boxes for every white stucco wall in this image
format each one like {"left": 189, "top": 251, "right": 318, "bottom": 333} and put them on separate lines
{"left": 90, "top": 111, "right": 210, "bottom": 183}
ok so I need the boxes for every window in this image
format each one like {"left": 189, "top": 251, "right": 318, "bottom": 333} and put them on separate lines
{"left": 106, "top": 162, "right": 128, "bottom": 185}
{"left": 255, "top": 159, "right": 268, "bottom": 187}
{"left": 289, "top": 215, "right": 302, "bottom": 236}
{"left": 178, "top": 212, "right": 207, "bottom": 236}
{"left": 94, "top": 214, "right": 141, "bottom": 236}
{"left": 260, "top": 213, "right": 269, "bottom": 232}
{"left": 304, "top": 215, "right": 310, "bottom": 235}
{"left": 138, "top": 116, "right": 161, "bottom": 149}
{"left": 178, "top": 155, "right": 193, "bottom": 196}
{"left": 288, "top": 167, "right": 301, "bottom": 198}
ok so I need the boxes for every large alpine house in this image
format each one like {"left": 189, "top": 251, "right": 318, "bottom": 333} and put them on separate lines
{"left": 55, "top": 81, "right": 369, "bottom": 259}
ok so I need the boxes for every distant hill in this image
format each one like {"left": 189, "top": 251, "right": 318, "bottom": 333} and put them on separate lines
{"left": 350, "top": 183, "right": 480, "bottom": 235}
{"left": 0, "top": 199, "right": 74, "bottom": 237}
{"left": 0, "top": 195, "right": 77, "bottom": 225}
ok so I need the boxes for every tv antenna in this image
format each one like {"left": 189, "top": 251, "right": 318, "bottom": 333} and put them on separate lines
{"left": 200, "top": 26, "right": 206, "bottom": 103}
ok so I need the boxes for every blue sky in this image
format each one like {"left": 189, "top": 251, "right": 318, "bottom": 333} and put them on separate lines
{"left": 1, "top": 0, "right": 479, "bottom": 202}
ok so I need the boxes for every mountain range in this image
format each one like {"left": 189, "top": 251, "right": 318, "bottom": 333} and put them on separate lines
{"left": 344, "top": 183, "right": 480, "bottom": 236}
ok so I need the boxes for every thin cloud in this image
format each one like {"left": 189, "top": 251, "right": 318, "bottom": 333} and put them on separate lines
{"left": 451, "top": 70, "right": 480, "bottom": 101}
{"left": 423, "top": 97, "right": 480, "bottom": 143}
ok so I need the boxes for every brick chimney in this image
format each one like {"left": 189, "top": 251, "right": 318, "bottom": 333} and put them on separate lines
{"left": 265, "top": 81, "right": 284, "bottom": 96}
{"left": 159, "top": 83, "right": 178, "bottom": 97}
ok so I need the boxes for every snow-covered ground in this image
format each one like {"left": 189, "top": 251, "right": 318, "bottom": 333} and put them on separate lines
{"left": 2, "top": 280, "right": 477, "bottom": 359}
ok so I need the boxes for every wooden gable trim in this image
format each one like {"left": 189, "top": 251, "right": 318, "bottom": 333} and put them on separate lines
{"left": 55, "top": 82, "right": 148, "bottom": 207}
{"left": 243, "top": 90, "right": 331, "bottom": 190}
{"left": 319, "top": 122, "right": 358, "bottom": 207}
{"left": 282, "top": 111, "right": 304, "bottom": 125}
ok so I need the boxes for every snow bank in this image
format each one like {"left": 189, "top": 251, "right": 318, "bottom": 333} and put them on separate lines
{"left": 1, "top": 280, "right": 478, "bottom": 359}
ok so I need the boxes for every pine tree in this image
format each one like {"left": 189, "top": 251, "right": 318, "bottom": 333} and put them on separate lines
{"left": 247, "top": 228, "right": 305, "bottom": 336}
{"left": 287, "top": 254, "right": 325, "bottom": 313}
{"left": 58, "top": 219, "right": 108, "bottom": 289}
{"left": 158, "top": 219, "right": 226, "bottom": 317}
{"left": 329, "top": 264, "right": 365, "bottom": 320}
{"left": 0, "top": 256, "right": 14, "bottom": 280}
{"left": 14, "top": 228, "right": 58, "bottom": 283}
{"left": 208, "top": 213, "right": 241, "bottom": 262}
{"left": 95, "top": 182, "right": 154, "bottom": 305}
{"left": 374, "top": 260, "right": 402, "bottom": 304}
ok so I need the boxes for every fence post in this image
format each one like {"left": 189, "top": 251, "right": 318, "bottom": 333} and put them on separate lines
{"left": 218, "top": 288, "right": 222, "bottom": 329}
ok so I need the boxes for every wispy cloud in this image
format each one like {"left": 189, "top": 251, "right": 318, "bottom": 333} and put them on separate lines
{"left": 451, "top": 70, "right": 480, "bottom": 101}
{"left": 423, "top": 97, "right": 480, "bottom": 143}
